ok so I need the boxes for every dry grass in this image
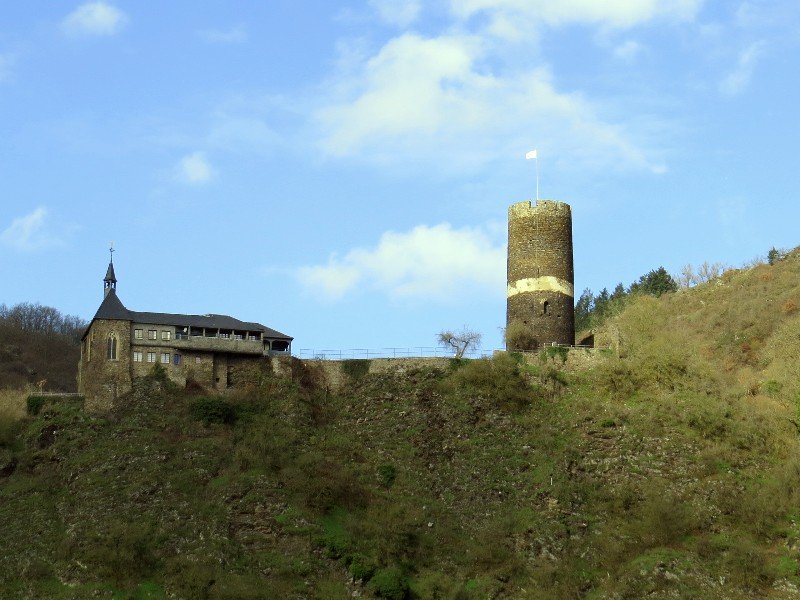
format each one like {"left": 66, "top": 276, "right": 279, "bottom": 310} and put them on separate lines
{"left": 0, "top": 389, "right": 26, "bottom": 420}
{"left": 0, "top": 389, "right": 26, "bottom": 447}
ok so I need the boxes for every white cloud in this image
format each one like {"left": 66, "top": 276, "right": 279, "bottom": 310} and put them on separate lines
{"left": 315, "top": 33, "right": 665, "bottom": 173}
{"left": 1, "top": 207, "right": 55, "bottom": 251}
{"left": 62, "top": 2, "right": 127, "bottom": 37}
{"left": 175, "top": 152, "right": 214, "bottom": 185}
{"left": 297, "top": 223, "right": 505, "bottom": 302}
{"left": 719, "top": 41, "right": 766, "bottom": 96}
{"left": 369, "top": 0, "right": 422, "bottom": 27}
{"left": 450, "top": 0, "right": 704, "bottom": 37}
{"left": 198, "top": 25, "right": 248, "bottom": 44}
{"left": 613, "top": 40, "right": 643, "bottom": 61}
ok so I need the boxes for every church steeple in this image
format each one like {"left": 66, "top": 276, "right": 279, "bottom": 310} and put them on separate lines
{"left": 103, "top": 244, "right": 117, "bottom": 297}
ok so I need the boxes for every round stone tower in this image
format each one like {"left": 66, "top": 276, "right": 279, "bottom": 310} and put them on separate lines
{"left": 506, "top": 199, "right": 574, "bottom": 350}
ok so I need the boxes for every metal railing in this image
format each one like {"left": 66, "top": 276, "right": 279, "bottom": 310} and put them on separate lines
{"left": 293, "top": 343, "right": 602, "bottom": 361}
{"left": 294, "top": 347, "right": 491, "bottom": 360}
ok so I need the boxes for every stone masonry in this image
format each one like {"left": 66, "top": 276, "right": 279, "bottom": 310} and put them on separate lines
{"left": 506, "top": 199, "right": 575, "bottom": 349}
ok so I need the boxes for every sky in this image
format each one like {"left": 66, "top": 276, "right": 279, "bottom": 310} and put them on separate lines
{"left": 1, "top": 1, "right": 799, "bottom": 354}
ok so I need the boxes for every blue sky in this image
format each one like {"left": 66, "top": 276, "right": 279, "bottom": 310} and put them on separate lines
{"left": 1, "top": 0, "right": 798, "bottom": 353}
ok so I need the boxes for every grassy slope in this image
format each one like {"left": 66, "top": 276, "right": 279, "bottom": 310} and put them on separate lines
{"left": 2, "top": 252, "right": 800, "bottom": 598}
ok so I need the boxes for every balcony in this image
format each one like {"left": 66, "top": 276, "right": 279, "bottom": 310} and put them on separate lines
{"left": 171, "top": 335, "right": 265, "bottom": 355}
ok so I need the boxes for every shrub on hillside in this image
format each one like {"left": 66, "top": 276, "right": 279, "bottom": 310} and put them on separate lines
{"left": 369, "top": 567, "right": 408, "bottom": 600}
{"left": 377, "top": 464, "right": 397, "bottom": 489}
{"left": 342, "top": 359, "right": 371, "bottom": 382}
{"left": 349, "top": 554, "right": 377, "bottom": 583}
{"left": 26, "top": 395, "right": 48, "bottom": 416}
{"left": 189, "top": 396, "right": 236, "bottom": 425}
{"left": 443, "top": 353, "right": 532, "bottom": 411}
{"left": 505, "top": 320, "right": 538, "bottom": 351}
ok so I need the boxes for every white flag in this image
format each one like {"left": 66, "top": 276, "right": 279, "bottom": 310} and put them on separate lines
{"left": 525, "top": 150, "right": 537, "bottom": 160}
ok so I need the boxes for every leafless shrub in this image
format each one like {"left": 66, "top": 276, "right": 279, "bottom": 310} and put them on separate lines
{"left": 437, "top": 327, "right": 481, "bottom": 358}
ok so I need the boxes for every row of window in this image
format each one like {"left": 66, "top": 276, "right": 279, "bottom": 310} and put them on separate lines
{"left": 134, "top": 329, "right": 172, "bottom": 341}
{"left": 133, "top": 351, "right": 191, "bottom": 365}
{"left": 133, "top": 328, "right": 261, "bottom": 342}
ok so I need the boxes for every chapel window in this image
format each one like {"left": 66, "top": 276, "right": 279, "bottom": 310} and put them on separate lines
{"left": 106, "top": 335, "right": 117, "bottom": 360}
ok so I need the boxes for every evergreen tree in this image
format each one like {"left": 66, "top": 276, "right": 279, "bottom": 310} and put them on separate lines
{"left": 611, "top": 283, "right": 626, "bottom": 301}
{"left": 574, "top": 288, "right": 594, "bottom": 332}
{"left": 594, "top": 288, "right": 611, "bottom": 318}
{"left": 629, "top": 267, "right": 678, "bottom": 297}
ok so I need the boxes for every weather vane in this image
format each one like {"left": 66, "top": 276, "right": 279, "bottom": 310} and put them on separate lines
{"left": 109, "top": 241, "right": 114, "bottom": 263}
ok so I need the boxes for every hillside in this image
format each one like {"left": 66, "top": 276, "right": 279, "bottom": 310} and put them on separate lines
{"left": 0, "top": 303, "right": 85, "bottom": 392}
{"left": 2, "top": 251, "right": 800, "bottom": 598}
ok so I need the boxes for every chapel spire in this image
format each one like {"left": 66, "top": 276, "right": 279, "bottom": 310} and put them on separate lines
{"left": 103, "top": 244, "right": 117, "bottom": 297}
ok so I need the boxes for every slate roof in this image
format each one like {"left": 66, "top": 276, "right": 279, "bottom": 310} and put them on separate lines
{"left": 104, "top": 262, "right": 117, "bottom": 283}
{"left": 83, "top": 289, "right": 292, "bottom": 341}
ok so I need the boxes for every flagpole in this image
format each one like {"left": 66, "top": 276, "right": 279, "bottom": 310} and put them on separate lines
{"left": 525, "top": 149, "right": 539, "bottom": 201}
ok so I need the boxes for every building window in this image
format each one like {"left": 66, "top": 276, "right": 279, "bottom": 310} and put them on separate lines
{"left": 148, "top": 330, "right": 157, "bottom": 340}
{"left": 173, "top": 354, "right": 182, "bottom": 365}
{"left": 147, "top": 352, "right": 156, "bottom": 363}
{"left": 133, "top": 351, "right": 143, "bottom": 362}
{"left": 161, "top": 352, "right": 170, "bottom": 364}
{"left": 134, "top": 329, "right": 143, "bottom": 339}
{"left": 106, "top": 335, "right": 117, "bottom": 360}
{"left": 219, "top": 332, "right": 230, "bottom": 339}
{"left": 195, "top": 356, "right": 201, "bottom": 364}
{"left": 234, "top": 334, "right": 243, "bottom": 340}
{"left": 161, "top": 331, "right": 171, "bottom": 341}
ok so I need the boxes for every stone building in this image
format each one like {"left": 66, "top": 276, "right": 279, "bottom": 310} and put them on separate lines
{"left": 506, "top": 199, "right": 574, "bottom": 349}
{"left": 78, "top": 258, "right": 292, "bottom": 404}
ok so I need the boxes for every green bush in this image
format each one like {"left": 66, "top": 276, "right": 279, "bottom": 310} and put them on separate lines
{"left": 349, "top": 554, "right": 377, "bottom": 582}
{"left": 26, "top": 395, "right": 48, "bottom": 416}
{"left": 377, "top": 464, "right": 397, "bottom": 489}
{"left": 505, "top": 320, "right": 537, "bottom": 351}
{"left": 82, "top": 521, "right": 160, "bottom": 587}
{"left": 189, "top": 396, "right": 236, "bottom": 425}
{"left": 541, "top": 345, "right": 569, "bottom": 363}
{"left": 443, "top": 353, "right": 533, "bottom": 411}
{"left": 369, "top": 567, "right": 408, "bottom": 600}
{"left": 342, "top": 359, "right": 371, "bottom": 382}
{"left": 317, "top": 510, "right": 352, "bottom": 559}
{"left": 722, "top": 533, "right": 778, "bottom": 589}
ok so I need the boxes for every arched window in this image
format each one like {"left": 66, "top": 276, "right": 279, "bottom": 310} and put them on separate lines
{"left": 106, "top": 334, "right": 117, "bottom": 360}
{"left": 543, "top": 300, "right": 550, "bottom": 315}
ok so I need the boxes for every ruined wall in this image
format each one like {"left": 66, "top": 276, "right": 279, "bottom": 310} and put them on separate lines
{"left": 78, "top": 319, "right": 133, "bottom": 410}
{"left": 507, "top": 200, "right": 574, "bottom": 349}
{"left": 293, "top": 357, "right": 451, "bottom": 392}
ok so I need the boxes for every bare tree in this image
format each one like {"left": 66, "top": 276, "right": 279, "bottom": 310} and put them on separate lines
{"left": 697, "top": 261, "right": 724, "bottom": 284}
{"left": 677, "top": 264, "right": 696, "bottom": 289}
{"left": 676, "top": 262, "right": 725, "bottom": 288}
{"left": 437, "top": 327, "right": 481, "bottom": 359}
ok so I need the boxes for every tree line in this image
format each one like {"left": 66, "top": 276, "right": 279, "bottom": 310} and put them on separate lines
{"left": 0, "top": 302, "right": 87, "bottom": 344}
{"left": 574, "top": 266, "right": 678, "bottom": 333}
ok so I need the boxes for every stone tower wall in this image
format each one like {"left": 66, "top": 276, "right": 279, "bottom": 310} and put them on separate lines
{"left": 506, "top": 200, "right": 574, "bottom": 348}
{"left": 78, "top": 318, "right": 133, "bottom": 409}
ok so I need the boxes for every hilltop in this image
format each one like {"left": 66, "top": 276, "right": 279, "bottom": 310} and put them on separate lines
{"left": 0, "top": 303, "right": 86, "bottom": 392}
{"left": 2, "top": 250, "right": 800, "bottom": 598}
